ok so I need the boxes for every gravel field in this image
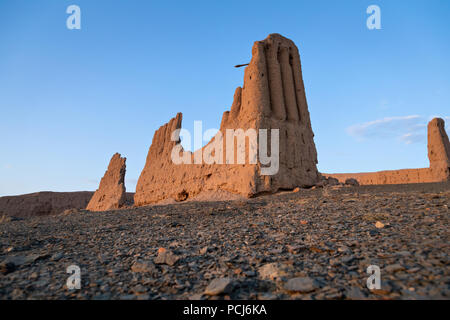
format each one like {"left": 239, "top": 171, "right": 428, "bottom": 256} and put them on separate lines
{"left": 0, "top": 182, "right": 449, "bottom": 300}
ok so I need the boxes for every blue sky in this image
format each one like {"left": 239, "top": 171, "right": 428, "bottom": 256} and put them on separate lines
{"left": 0, "top": 0, "right": 449, "bottom": 196}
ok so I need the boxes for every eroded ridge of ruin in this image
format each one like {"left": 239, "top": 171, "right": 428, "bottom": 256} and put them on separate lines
{"left": 325, "top": 118, "right": 450, "bottom": 185}
{"left": 86, "top": 153, "right": 127, "bottom": 211}
{"left": 134, "top": 34, "right": 320, "bottom": 206}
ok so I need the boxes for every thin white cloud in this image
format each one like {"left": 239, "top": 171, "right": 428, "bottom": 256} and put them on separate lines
{"left": 347, "top": 115, "right": 449, "bottom": 144}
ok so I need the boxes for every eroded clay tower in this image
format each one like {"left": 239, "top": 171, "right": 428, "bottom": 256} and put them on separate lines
{"left": 134, "top": 34, "right": 320, "bottom": 205}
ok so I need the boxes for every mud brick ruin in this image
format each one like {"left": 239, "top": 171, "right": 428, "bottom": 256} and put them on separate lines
{"left": 86, "top": 153, "right": 127, "bottom": 211}
{"left": 86, "top": 34, "right": 450, "bottom": 210}
{"left": 133, "top": 34, "right": 320, "bottom": 206}
{"left": 325, "top": 118, "right": 450, "bottom": 185}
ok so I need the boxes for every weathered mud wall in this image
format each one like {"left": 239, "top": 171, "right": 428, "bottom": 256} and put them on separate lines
{"left": 134, "top": 34, "right": 320, "bottom": 206}
{"left": 324, "top": 118, "right": 450, "bottom": 185}
{"left": 0, "top": 192, "right": 94, "bottom": 218}
{"left": 0, "top": 191, "right": 134, "bottom": 218}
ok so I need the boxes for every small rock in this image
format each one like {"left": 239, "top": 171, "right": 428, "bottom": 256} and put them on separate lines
{"left": 136, "top": 294, "right": 150, "bottom": 300}
{"left": 0, "top": 262, "right": 16, "bottom": 275}
{"left": 286, "top": 245, "right": 307, "bottom": 254}
{"left": 258, "top": 293, "right": 278, "bottom": 300}
{"left": 132, "top": 284, "right": 148, "bottom": 294}
{"left": 396, "top": 251, "right": 411, "bottom": 257}
{"left": 204, "top": 278, "right": 234, "bottom": 296}
{"left": 346, "top": 287, "right": 366, "bottom": 299}
{"left": 0, "top": 254, "right": 46, "bottom": 273}
{"left": 131, "top": 260, "right": 156, "bottom": 273}
{"left": 337, "top": 246, "right": 352, "bottom": 254}
{"left": 385, "top": 264, "right": 405, "bottom": 273}
{"left": 154, "top": 249, "right": 179, "bottom": 266}
{"left": 284, "top": 277, "right": 317, "bottom": 293}
{"left": 342, "top": 255, "right": 356, "bottom": 265}
{"left": 199, "top": 247, "right": 209, "bottom": 255}
{"left": 258, "top": 263, "right": 291, "bottom": 280}
{"left": 62, "top": 208, "right": 78, "bottom": 215}
{"left": 11, "top": 288, "right": 24, "bottom": 298}
{"left": 51, "top": 253, "right": 64, "bottom": 261}
{"left": 375, "top": 221, "right": 385, "bottom": 229}
{"left": 97, "top": 254, "right": 109, "bottom": 265}
{"left": 243, "top": 270, "right": 256, "bottom": 277}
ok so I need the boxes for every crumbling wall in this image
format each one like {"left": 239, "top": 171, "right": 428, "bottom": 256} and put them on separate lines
{"left": 324, "top": 118, "right": 450, "bottom": 185}
{"left": 134, "top": 34, "right": 320, "bottom": 206}
{"left": 86, "top": 153, "right": 127, "bottom": 211}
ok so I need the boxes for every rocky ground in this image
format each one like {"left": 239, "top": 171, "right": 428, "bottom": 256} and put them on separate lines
{"left": 0, "top": 182, "right": 449, "bottom": 300}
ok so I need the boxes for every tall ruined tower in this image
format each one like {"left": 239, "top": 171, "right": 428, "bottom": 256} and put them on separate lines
{"left": 428, "top": 118, "right": 450, "bottom": 180}
{"left": 134, "top": 34, "right": 319, "bottom": 206}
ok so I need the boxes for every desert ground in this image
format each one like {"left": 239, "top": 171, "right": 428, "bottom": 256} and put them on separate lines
{"left": 0, "top": 182, "right": 448, "bottom": 300}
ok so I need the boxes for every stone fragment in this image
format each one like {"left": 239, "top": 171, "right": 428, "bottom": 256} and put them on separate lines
{"left": 50, "top": 253, "right": 63, "bottom": 261}
{"left": 86, "top": 153, "right": 127, "bottom": 212}
{"left": 258, "top": 262, "right": 291, "bottom": 280}
{"left": 345, "top": 287, "right": 366, "bottom": 299}
{"left": 131, "top": 260, "right": 156, "bottom": 273}
{"left": 375, "top": 221, "right": 385, "bottom": 229}
{"left": 284, "top": 277, "right": 317, "bottom": 293}
{"left": 154, "top": 249, "right": 179, "bottom": 266}
{"left": 0, "top": 262, "right": 16, "bottom": 275}
{"left": 0, "top": 254, "right": 49, "bottom": 274}
{"left": 204, "top": 278, "right": 234, "bottom": 296}
{"left": 385, "top": 264, "right": 405, "bottom": 273}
